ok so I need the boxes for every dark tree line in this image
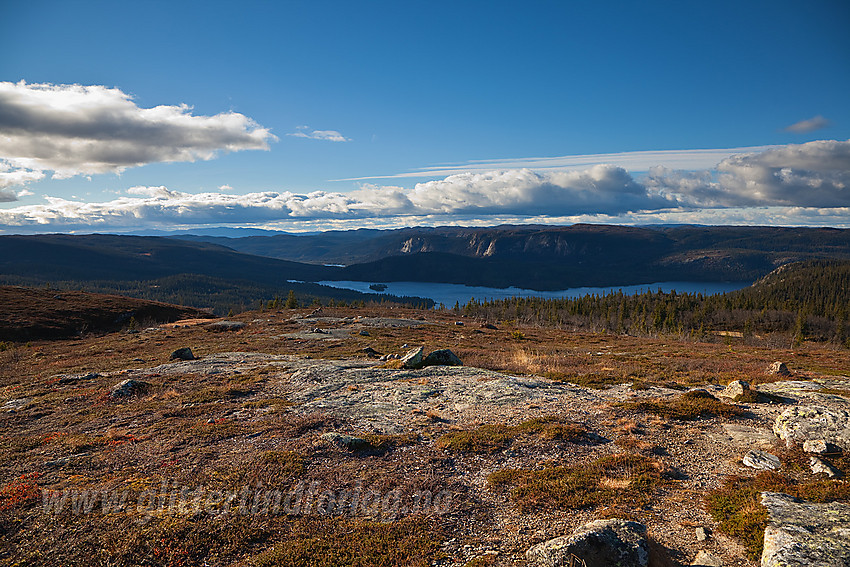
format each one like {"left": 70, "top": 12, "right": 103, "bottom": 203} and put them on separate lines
{"left": 450, "top": 260, "right": 850, "bottom": 346}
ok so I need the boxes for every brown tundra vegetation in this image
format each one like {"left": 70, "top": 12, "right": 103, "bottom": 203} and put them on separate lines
{"left": 1, "top": 288, "right": 848, "bottom": 566}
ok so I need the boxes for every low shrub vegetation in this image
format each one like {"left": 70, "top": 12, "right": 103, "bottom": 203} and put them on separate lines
{"left": 487, "top": 453, "right": 670, "bottom": 512}
{"left": 706, "top": 460, "right": 850, "bottom": 560}
{"left": 617, "top": 390, "right": 746, "bottom": 420}
{"left": 251, "top": 517, "right": 442, "bottom": 567}
{"left": 437, "top": 416, "right": 593, "bottom": 453}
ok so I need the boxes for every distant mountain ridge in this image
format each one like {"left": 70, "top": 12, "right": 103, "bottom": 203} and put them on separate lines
{"left": 2, "top": 226, "right": 848, "bottom": 304}
{"left": 175, "top": 224, "right": 850, "bottom": 289}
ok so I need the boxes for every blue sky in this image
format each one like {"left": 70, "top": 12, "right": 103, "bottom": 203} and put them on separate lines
{"left": 1, "top": 0, "right": 848, "bottom": 232}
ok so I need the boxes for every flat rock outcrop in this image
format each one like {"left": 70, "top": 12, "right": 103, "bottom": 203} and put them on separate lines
{"left": 204, "top": 320, "right": 246, "bottom": 331}
{"left": 760, "top": 492, "right": 850, "bottom": 567}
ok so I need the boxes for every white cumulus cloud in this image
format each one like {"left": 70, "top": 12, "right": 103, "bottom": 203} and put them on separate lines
{"left": 0, "top": 159, "right": 46, "bottom": 193}
{"left": 405, "top": 165, "right": 673, "bottom": 215}
{"left": 0, "top": 81, "right": 276, "bottom": 186}
{"left": 647, "top": 139, "right": 850, "bottom": 208}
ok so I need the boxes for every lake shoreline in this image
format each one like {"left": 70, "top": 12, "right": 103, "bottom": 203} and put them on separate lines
{"left": 316, "top": 280, "right": 753, "bottom": 308}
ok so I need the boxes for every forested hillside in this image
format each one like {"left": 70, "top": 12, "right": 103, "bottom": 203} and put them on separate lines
{"left": 0, "top": 235, "right": 432, "bottom": 314}
{"left": 455, "top": 260, "right": 850, "bottom": 345}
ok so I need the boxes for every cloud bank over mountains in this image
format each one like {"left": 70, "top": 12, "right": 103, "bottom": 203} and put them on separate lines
{"left": 1, "top": 138, "right": 848, "bottom": 232}
{"left": 0, "top": 81, "right": 847, "bottom": 232}
{"left": 0, "top": 81, "right": 275, "bottom": 189}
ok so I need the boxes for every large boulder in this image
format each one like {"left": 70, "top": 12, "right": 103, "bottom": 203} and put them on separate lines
{"left": 720, "top": 379, "right": 751, "bottom": 400}
{"left": 773, "top": 405, "right": 850, "bottom": 450}
{"left": 422, "top": 349, "right": 463, "bottom": 368}
{"left": 767, "top": 361, "right": 791, "bottom": 376}
{"left": 400, "top": 346, "right": 424, "bottom": 369}
{"left": 761, "top": 492, "right": 850, "bottom": 566}
{"left": 526, "top": 518, "right": 648, "bottom": 567}
{"left": 170, "top": 347, "right": 196, "bottom": 361}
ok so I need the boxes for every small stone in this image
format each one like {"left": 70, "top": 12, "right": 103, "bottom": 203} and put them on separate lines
{"left": 803, "top": 439, "right": 829, "bottom": 454}
{"left": 695, "top": 526, "right": 708, "bottom": 541}
{"left": 2, "top": 398, "right": 31, "bottom": 410}
{"left": 44, "top": 452, "right": 87, "bottom": 468}
{"left": 311, "top": 327, "right": 329, "bottom": 334}
{"left": 692, "top": 550, "right": 722, "bottom": 566}
{"left": 401, "top": 346, "right": 424, "bottom": 369}
{"left": 56, "top": 372, "right": 99, "bottom": 385}
{"left": 810, "top": 456, "right": 839, "bottom": 478}
{"left": 742, "top": 450, "right": 781, "bottom": 470}
{"left": 169, "top": 347, "right": 195, "bottom": 361}
{"left": 109, "top": 379, "right": 150, "bottom": 399}
{"left": 321, "top": 432, "right": 369, "bottom": 450}
{"left": 768, "top": 361, "right": 791, "bottom": 376}
{"left": 359, "top": 330, "right": 370, "bottom": 336}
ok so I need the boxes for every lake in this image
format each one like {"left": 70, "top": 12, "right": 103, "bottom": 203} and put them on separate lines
{"left": 317, "top": 280, "right": 752, "bottom": 308}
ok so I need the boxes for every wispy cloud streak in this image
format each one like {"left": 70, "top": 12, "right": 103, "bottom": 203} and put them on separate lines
{"left": 336, "top": 145, "right": 777, "bottom": 181}
{"left": 287, "top": 126, "right": 349, "bottom": 142}
{"left": 784, "top": 115, "right": 830, "bottom": 134}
